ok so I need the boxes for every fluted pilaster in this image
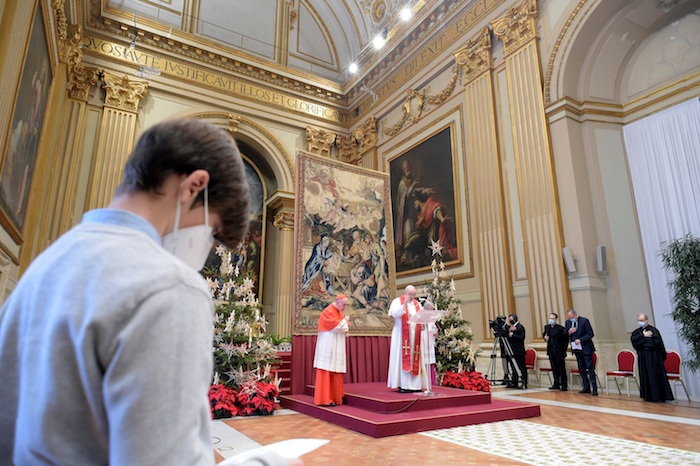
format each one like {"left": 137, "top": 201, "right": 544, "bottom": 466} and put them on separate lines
{"left": 269, "top": 192, "right": 295, "bottom": 337}
{"left": 491, "top": 0, "right": 570, "bottom": 331}
{"left": 86, "top": 72, "right": 148, "bottom": 210}
{"left": 455, "top": 28, "right": 515, "bottom": 336}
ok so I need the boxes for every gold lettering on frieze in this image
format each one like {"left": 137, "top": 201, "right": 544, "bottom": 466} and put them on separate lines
{"left": 82, "top": 36, "right": 346, "bottom": 124}
{"left": 357, "top": 0, "right": 507, "bottom": 116}
{"left": 491, "top": 0, "right": 538, "bottom": 56}
{"left": 305, "top": 126, "right": 337, "bottom": 158}
{"left": 102, "top": 71, "right": 148, "bottom": 112}
{"left": 454, "top": 28, "right": 492, "bottom": 84}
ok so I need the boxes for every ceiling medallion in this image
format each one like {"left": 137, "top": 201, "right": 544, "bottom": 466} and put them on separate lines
{"left": 372, "top": 0, "right": 387, "bottom": 23}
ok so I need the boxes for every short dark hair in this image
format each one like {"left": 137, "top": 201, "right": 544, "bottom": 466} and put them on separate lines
{"left": 117, "top": 118, "right": 250, "bottom": 247}
{"left": 549, "top": 313, "right": 558, "bottom": 319}
{"left": 508, "top": 314, "right": 518, "bottom": 322}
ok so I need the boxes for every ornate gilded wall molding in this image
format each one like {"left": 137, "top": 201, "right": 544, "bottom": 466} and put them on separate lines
{"left": 491, "top": 0, "right": 538, "bottom": 56}
{"left": 52, "top": 0, "right": 68, "bottom": 42}
{"left": 454, "top": 28, "right": 493, "bottom": 84}
{"left": 380, "top": 66, "right": 461, "bottom": 137}
{"left": 273, "top": 211, "right": 294, "bottom": 231}
{"left": 352, "top": 116, "right": 377, "bottom": 153}
{"left": 336, "top": 134, "right": 359, "bottom": 165}
{"left": 544, "top": 0, "right": 590, "bottom": 104}
{"left": 228, "top": 114, "right": 241, "bottom": 133}
{"left": 305, "top": 126, "right": 337, "bottom": 157}
{"left": 102, "top": 71, "right": 148, "bottom": 112}
{"left": 64, "top": 27, "right": 99, "bottom": 101}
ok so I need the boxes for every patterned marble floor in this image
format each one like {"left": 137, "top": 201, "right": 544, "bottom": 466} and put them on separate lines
{"left": 213, "top": 388, "right": 700, "bottom": 465}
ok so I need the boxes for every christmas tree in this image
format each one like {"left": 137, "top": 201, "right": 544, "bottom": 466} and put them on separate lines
{"left": 424, "top": 240, "right": 478, "bottom": 375}
{"left": 203, "top": 244, "right": 280, "bottom": 417}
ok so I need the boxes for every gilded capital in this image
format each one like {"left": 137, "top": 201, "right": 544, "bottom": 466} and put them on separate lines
{"left": 336, "top": 134, "right": 359, "bottom": 165}
{"left": 273, "top": 211, "right": 294, "bottom": 231}
{"left": 305, "top": 126, "right": 336, "bottom": 158}
{"left": 491, "top": 0, "right": 538, "bottom": 56}
{"left": 102, "top": 71, "right": 149, "bottom": 112}
{"left": 64, "top": 27, "right": 99, "bottom": 101}
{"left": 352, "top": 116, "right": 377, "bottom": 153}
{"left": 454, "top": 28, "right": 492, "bottom": 84}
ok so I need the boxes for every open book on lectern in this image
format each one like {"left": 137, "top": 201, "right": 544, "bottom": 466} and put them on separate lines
{"left": 408, "top": 308, "right": 445, "bottom": 325}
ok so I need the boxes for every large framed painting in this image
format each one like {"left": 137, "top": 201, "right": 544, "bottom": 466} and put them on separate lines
{"left": 294, "top": 151, "right": 396, "bottom": 335}
{"left": 0, "top": 5, "right": 53, "bottom": 240}
{"left": 205, "top": 156, "right": 266, "bottom": 295}
{"left": 388, "top": 123, "right": 463, "bottom": 276}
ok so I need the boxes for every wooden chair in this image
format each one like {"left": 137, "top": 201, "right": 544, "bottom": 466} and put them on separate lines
{"left": 525, "top": 348, "right": 539, "bottom": 386}
{"left": 570, "top": 352, "right": 603, "bottom": 390}
{"left": 605, "top": 350, "right": 639, "bottom": 397}
{"left": 664, "top": 350, "right": 690, "bottom": 401}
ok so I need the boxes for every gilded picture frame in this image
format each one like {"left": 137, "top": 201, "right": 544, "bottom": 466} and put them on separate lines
{"left": 0, "top": 4, "right": 53, "bottom": 242}
{"left": 388, "top": 123, "right": 463, "bottom": 277}
{"left": 293, "top": 151, "right": 396, "bottom": 336}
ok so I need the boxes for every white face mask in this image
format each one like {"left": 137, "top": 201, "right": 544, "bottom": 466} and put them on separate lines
{"left": 162, "top": 186, "right": 214, "bottom": 271}
{"left": 548, "top": 319, "right": 556, "bottom": 325}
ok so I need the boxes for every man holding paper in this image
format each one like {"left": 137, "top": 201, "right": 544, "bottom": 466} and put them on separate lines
{"left": 387, "top": 285, "right": 432, "bottom": 392}
{"left": 566, "top": 309, "right": 598, "bottom": 396}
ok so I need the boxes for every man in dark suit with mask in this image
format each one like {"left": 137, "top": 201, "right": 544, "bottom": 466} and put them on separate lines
{"left": 507, "top": 313, "right": 527, "bottom": 389}
{"left": 566, "top": 309, "right": 598, "bottom": 396}
{"left": 544, "top": 313, "right": 568, "bottom": 391}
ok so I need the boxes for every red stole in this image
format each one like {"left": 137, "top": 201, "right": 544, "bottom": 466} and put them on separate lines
{"left": 400, "top": 295, "right": 422, "bottom": 376}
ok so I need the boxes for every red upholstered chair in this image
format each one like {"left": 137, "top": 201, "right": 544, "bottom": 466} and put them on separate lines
{"left": 539, "top": 366, "right": 553, "bottom": 387}
{"left": 524, "top": 348, "right": 539, "bottom": 386}
{"left": 664, "top": 350, "right": 690, "bottom": 401}
{"left": 570, "top": 352, "right": 602, "bottom": 389}
{"left": 605, "top": 350, "right": 639, "bottom": 397}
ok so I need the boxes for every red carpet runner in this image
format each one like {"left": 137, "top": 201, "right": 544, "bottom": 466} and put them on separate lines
{"left": 281, "top": 382, "right": 540, "bottom": 438}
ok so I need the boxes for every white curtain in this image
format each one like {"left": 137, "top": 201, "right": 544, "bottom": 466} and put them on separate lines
{"left": 623, "top": 98, "right": 700, "bottom": 400}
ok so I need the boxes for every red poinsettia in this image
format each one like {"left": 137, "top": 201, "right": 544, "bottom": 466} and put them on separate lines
{"left": 441, "top": 370, "right": 491, "bottom": 392}
{"left": 209, "top": 384, "right": 240, "bottom": 419}
{"left": 236, "top": 380, "right": 280, "bottom": 416}
{"left": 209, "top": 380, "right": 280, "bottom": 418}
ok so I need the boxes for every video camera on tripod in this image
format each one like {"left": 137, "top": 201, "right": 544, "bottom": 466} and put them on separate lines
{"left": 488, "top": 316, "right": 509, "bottom": 337}
{"left": 486, "top": 315, "right": 523, "bottom": 388}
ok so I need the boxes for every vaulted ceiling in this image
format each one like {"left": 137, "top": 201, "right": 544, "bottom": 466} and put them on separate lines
{"left": 105, "top": 0, "right": 424, "bottom": 84}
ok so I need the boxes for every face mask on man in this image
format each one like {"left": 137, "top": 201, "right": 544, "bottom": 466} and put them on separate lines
{"left": 162, "top": 186, "right": 214, "bottom": 271}
{"left": 638, "top": 321, "right": 646, "bottom": 328}
{"left": 548, "top": 319, "right": 556, "bottom": 325}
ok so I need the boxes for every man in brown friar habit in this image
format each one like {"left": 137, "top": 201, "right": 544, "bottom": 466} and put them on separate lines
{"left": 313, "top": 294, "right": 350, "bottom": 406}
{"left": 387, "top": 285, "right": 431, "bottom": 392}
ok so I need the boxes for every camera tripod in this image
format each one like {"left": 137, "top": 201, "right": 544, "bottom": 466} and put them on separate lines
{"left": 486, "top": 333, "right": 523, "bottom": 388}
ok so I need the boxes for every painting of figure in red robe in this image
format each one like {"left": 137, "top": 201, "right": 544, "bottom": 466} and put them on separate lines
{"left": 389, "top": 125, "right": 463, "bottom": 276}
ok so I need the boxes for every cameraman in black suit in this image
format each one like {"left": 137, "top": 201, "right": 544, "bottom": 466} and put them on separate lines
{"left": 507, "top": 314, "right": 527, "bottom": 389}
{"left": 543, "top": 313, "right": 568, "bottom": 391}
{"left": 565, "top": 309, "right": 598, "bottom": 396}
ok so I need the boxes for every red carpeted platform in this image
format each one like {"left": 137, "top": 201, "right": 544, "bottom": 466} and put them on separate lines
{"left": 280, "top": 382, "right": 540, "bottom": 438}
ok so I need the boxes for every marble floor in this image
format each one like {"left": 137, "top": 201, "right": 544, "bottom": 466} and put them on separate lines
{"left": 213, "top": 387, "right": 700, "bottom": 465}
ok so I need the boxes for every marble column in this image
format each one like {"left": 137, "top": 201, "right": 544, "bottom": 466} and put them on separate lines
{"left": 268, "top": 192, "right": 295, "bottom": 337}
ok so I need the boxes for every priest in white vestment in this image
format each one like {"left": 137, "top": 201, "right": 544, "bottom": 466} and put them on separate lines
{"left": 387, "top": 285, "right": 431, "bottom": 392}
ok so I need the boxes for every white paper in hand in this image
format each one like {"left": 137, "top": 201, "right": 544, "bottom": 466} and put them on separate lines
{"left": 220, "top": 438, "right": 329, "bottom": 465}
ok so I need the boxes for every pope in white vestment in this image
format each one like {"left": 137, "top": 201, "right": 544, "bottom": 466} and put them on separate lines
{"left": 387, "top": 285, "right": 433, "bottom": 392}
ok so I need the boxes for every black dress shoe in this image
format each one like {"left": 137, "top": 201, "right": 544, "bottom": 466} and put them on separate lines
{"left": 398, "top": 388, "right": 407, "bottom": 393}
{"left": 579, "top": 389, "right": 591, "bottom": 394}
{"left": 548, "top": 386, "right": 560, "bottom": 390}
{"left": 329, "top": 402, "right": 336, "bottom": 406}
{"left": 591, "top": 391, "right": 598, "bottom": 396}
{"left": 560, "top": 387, "right": 568, "bottom": 391}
